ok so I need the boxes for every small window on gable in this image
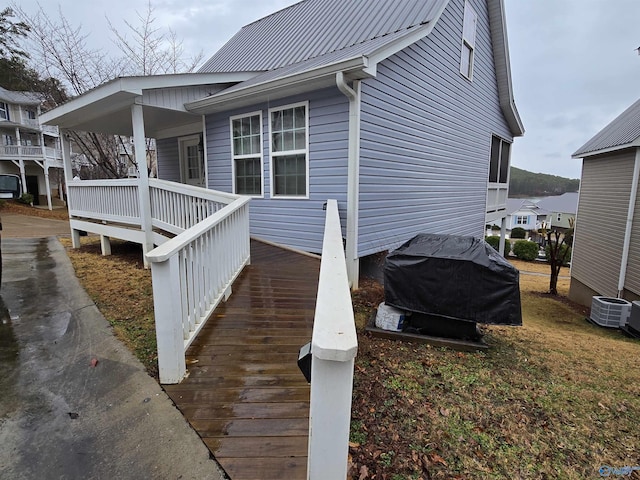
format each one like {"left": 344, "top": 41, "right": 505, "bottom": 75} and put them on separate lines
{"left": 488, "top": 135, "right": 511, "bottom": 184}
{"left": 460, "top": 0, "right": 477, "bottom": 80}
{"left": 231, "top": 111, "right": 263, "bottom": 196}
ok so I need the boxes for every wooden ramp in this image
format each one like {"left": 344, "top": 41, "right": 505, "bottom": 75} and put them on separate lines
{"left": 164, "top": 240, "right": 320, "bottom": 480}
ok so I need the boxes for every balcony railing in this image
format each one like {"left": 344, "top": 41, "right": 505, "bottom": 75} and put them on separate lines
{"left": 0, "top": 144, "right": 63, "bottom": 162}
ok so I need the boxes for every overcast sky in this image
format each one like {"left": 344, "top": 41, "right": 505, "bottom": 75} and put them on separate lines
{"left": 15, "top": 0, "right": 640, "bottom": 179}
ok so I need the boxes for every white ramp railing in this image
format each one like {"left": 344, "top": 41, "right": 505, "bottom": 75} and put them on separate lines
{"left": 146, "top": 195, "right": 251, "bottom": 384}
{"left": 307, "top": 199, "right": 358, "bottom": 479}
{"left": 149, "top": 178, "right": 232, "bottom": 235}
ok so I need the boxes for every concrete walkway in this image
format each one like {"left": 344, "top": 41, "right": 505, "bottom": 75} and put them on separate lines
{"left": 0, "top": 218, "right": 226, "bottom": 479}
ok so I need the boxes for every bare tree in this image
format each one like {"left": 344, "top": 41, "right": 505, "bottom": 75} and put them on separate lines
{"left": 107, "top": 1, "right": 203, "bottom": 76}
{"left": 13, "top": 1, "right": 202, "bottom": 178}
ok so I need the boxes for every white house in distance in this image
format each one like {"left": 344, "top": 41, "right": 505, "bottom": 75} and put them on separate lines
{"left": 0, "top": 86, "right": 64, "bottom": 208}
{"left": 41, "top": 0, "right": 524, "bottom": 282}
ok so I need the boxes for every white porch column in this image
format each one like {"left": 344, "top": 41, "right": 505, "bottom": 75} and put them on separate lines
{"left": 40, "top": 131, "right": 52, "bottom": 210}
{"left": 131, "top": 102, "right": 154, "bottom": 267}
{"left": 499, "top": 216, "right": 507, "bottom": 256}
{"left": 15, "top": 127, "right": 26, "bottom": 194}
{"left": 61, "top": 131, "right": 80, "bottom": 248}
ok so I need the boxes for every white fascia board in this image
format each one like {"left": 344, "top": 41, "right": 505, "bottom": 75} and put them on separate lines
{"left": 572, "top": 141, "right": 640, "bottom": 159}
{"left": 185, "top": 56, "right": 370, "bottom": 114}
{"left": 488, "top": 0, "right": 524, "bottom": 137}
{"left": 39, "top": 72, "right": 258, "bottom": 125}
{"left": 364, "top": 4, "right": 450, "bottom": 76}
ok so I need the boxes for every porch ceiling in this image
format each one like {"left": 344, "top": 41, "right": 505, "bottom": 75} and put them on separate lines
{"left": 39, "top": 90, "right": 201, "bottom": 138}
{"left": 39, "top": 72, "right": 256, "bottom": 137}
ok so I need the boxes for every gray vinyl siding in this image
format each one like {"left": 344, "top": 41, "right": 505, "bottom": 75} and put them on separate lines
{"left": 571, "top": 150, "right": 636, "bottom": 297}
{"left": 205, "top": 87, "right": 349, "bottom": 253}
{"left": 156, "top": 137, "right": 181, "bottom": 182}
{"left": 358, "top": 0, "right": 512, "bottom": 256}
{"left": 142, "top": 85, "right": 227, "bottom": 110}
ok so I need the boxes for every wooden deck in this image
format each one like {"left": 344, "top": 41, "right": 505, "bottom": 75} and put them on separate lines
{"left": 164, "top": 240, "right": 320, "bottom": 480}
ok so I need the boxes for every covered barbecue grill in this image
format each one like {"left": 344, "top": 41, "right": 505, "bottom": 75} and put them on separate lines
{"left": 384, "top": 233, "right": 522, "bottom": 328}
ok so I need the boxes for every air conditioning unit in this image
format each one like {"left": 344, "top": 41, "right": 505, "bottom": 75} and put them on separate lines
{"left": 127, "top": 166, "right": 138, "bottom": 178}
{"left": 625, "top": 301, "right": 640, "bottom": 336}
{"left": 590, "top": 296, "right": 631, "bottom": 328}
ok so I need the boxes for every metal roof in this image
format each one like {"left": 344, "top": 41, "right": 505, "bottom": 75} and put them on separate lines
{"left": 573, "top": 97, "right": 640, "bottom": 157}
{"left": 535, "top": 192, "right": 579, "bottom": 215}
{"left": 0, "top": 86, "right": 41, "bottom": 106}
{"left": 198, "top": 0, "right": 448, "bottom": 73}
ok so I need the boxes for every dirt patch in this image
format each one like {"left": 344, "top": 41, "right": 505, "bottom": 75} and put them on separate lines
{"left": 0, "top": 200, "right": 69, "bottom": 221}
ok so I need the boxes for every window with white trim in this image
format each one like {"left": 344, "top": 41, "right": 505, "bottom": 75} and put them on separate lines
{"left": 516, "top": 216, "right": 529, "bottom": 225}
{"left": 489, "top": 135, "right": 511, "bottom": 184}
{"left": 26, "top": 109, "right": 36, "bottom": 120}
{"left": 460, "top": 0, "right": 477, "bottom": 80}
{"left": 231, "top": 112, "right": 263, "bottom": 196}
{"left": 269, "top": 102, "right": 308, "bottom": 197}
{"left": 0, "top": 102, "right": 9, "bottom": 121}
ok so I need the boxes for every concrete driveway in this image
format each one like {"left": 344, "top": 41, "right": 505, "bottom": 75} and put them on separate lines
{"left": 0, "top": 221, "right": 226, "bottom": 479}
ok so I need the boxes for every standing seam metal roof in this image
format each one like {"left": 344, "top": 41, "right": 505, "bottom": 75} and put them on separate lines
{"left": 573, "top": 97, "right": 640, "bottom": 157}
{"left": 198, "top": 0, "right": 447, "bottom": 73}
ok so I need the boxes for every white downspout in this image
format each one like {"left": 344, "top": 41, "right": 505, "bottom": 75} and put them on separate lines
{"left": 617, "top": 148, "right": 640, "bottom": 297}
{"left": 336, "top": 72, "right": 361, "bottom": 289}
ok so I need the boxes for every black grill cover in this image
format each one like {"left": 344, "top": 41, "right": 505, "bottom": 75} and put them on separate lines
{"left": 384, "top": 233, "right": 522, "bottom": 326}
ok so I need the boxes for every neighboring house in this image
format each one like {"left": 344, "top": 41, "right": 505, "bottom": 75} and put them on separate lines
{"left": 536, "top": 191, "right": 578, "bottom": 230}
{"left": 570, "top": 98, "right": 640, "bottom": 306}
{"left": 0, "top": 86, "right": 64, "bottom": 208}
{"left": 41, "top": 0, "right": 524, "bottom": 284}
{"left": 502, "top": 198, "right": 548, "bottom": 233}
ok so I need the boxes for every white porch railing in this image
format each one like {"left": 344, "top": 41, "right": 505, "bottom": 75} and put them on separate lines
{"left": 307, "top": 199, "right": 358, "bottom": 480}
{"left": 146, "top": 194, "right": 250, "bottom": 384}
{"left": 486, "top": 182, "right": 509, "bottom": 214}
{"left": 68, "top": 179, "right": 141, "bottom": 225}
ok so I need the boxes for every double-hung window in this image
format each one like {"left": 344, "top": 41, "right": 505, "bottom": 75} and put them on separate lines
{"left": 0, "top": 102, "right": 9, "bottom": 121}
{"left": 269, "top": 102, "right": 308, "bottom": 198}
{"left": 460, "top": 0, "right": 477, "bottom": 80}
{"left": 231, "top": 112, "right": 263, "bottom": 196}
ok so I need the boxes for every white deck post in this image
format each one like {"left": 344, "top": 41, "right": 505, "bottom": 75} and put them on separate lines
{"left": 15, "top": 127, "right": 27, "bottom": 195}
{"left": 151, "top": 254, "right": 186, "bottom": 384}
{"left": 308, "top": 199, "right": 358, "bottom": 480}
{"left": 41, "top": 131, "right": 53, "bottom": 210}
{"left": 131, "top": 102, "right": 154, "bottom": 268}
{"left": 499, "top": 216, "right": 507, "bottom": 256}
{"left": 60, "top": 131, "right": 79, "bottom": 247}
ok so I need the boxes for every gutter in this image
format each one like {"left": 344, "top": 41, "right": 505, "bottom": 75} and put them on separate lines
{"left": 617, "top": 148, "right": 640, "bottom": 297}
{"left": 335, "top": 71, "right": 361, "bottom": 289}
{"left": 186, "top": 56, "right": 369, "bottom": 114}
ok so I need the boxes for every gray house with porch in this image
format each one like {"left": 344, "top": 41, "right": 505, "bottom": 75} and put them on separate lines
{"left": 42, "top": 0, "right": 523, "bottom": 288}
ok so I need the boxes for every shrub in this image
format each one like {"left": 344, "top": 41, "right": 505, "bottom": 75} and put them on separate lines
{"left": 545, "top": 242, "right": 572, "bottom": 266}
{"left": 512, "top": 240, "right": 539, "bottom": 261}
{"left": 491, "top": 224, "right": 501, "bottom": 231}
{"left": 485, "top": 235, "right": 500, "bottom": 251}
{"left": 510, "top": 227, "right": 527, "bottom": 239}
{"left": 484, "top": 236, "right": 511, "bottom": 254}
{"left": 17, "top": 193, "right": 34, "bottom": 205}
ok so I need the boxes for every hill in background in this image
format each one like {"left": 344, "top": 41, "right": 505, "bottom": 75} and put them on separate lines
{"left": 509, "top": 167, "right": 579, "bottom": 197}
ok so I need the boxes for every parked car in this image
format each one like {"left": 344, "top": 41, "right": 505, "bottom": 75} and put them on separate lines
{"left": 0, "top": 174, "right": 22, "bottom": 199}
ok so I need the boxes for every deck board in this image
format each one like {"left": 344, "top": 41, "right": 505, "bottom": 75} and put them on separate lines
{"left": 164, "top": 240, "right": 319, "bottom": 480}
